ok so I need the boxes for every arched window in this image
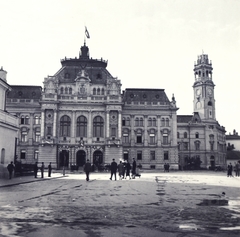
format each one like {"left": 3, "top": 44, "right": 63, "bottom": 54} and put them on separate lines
{"left": 184, "top": 132, "right": 188, "bottom": 138}
{"left": 195, "top": 141, "right": 200, "bottom": 150}
{"left": 34, "top": 116, "right": 40, "bottom": 125}
{"left": 149, "top": 129, "right": 155, "bottom": 144}
{"left": 93, "top": 116, "right": 104, "bottom": 137}
{"left": 97, "top": 88, "right": 100, "bottom": 95}
{"left": 60, "top": 88, "right": 64, "bottom": 94}
{"left": 93, "top": 88, "right": 96, "bottom": 95}
{"left": 152, "top": 118, "right": 156, "bottom": 127}
{"left": 65, "top": 87, "right": 68, "bottom": 94}
{"left": 1, "top": 148, "right": 5, "bottom": 164}
{"left": 166, "top": 118, "right": 169, "bottom": 127}
{"left": 148, "top": 118, "right": 152, "bottom": 127}
{"left": 101, "top": 88, "right": 104, "bottom": 95}
{"left": 35, "top": 127, "right": 41, "bottom": 142}
{"left": 122, "top": 129, "right": 129, "bottom": 143}
{"left": 69, "top": 88, "right": 72, "bottom": 94}
{"left": 135, "top": 118, "right": 139, "bottom": 126}
{"left": 21, "top": 127, "right": 28, "bottom": 142}
{"left": 76, "top": 116, "right": 87, "bottom": 137}
{"left": 126, "top": 117, "right": 130, "bottom": 126}
{"left": 60, "top": 115, "right": 71, "bottom": 137}
{"left": 161, "top": 118, "right": 165, "bottom": 127}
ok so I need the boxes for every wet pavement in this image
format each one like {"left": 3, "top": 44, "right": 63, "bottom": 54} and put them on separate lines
{"left": 0, "top": 171, "right": 239, "bottom": 237}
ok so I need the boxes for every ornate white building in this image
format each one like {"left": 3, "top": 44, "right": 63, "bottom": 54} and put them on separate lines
{"left": 0, "top": 67, "right": 19, "bottom": 178}
{"left": 5, "top": 44, "right": 226, "bottom": 170}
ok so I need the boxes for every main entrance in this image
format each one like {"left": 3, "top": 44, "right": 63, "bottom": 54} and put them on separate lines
{"left": 59, "top": 150, "right": 69, "bottom": 168}
{"left": 76, "top": 150, "right": 86, "bottom": 167}
{"left": 93, "top": 150, "right": 103, "bottom": 167}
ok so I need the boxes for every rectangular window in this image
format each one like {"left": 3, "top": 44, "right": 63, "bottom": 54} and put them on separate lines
{"left": 122, "top": 120, "right": 125, "bottom": 126}
{"left": 137, "top": 135, "right": 142, "bottom": 143}
{"left": 137, "top": 151, "right": 142, "bottom": 160}
{"left": 21, "top": 117, "right": 25, "bottom": 124}
{"left": 35, "top": 133, "right": 40, "bottom": 142}
{"left": 150, "top": 151, "right": 155, "bottom": 160}
{"left": 150, "top": 135, "right": 155, "bottom": 144}
{"left": 34, "top": 150, "right": 39, "bottom": 159}
{"left": 210, "top": 143, "right": 214, "bottom": 151}
{"left": 164, "top": 151, "right": 169, "bottom": 160}
{"left": 122, "top": 135, "right": 129, "bottom": 143}
{"left": 20, "top": 150, "right": 26, "bottom": 159}
{"left": 21, "top": 133, "right": 27, "bottom": 142}
{"left": 183, "top": 142, "right": 188, "bottom": 150}
{"left": 111, "top": 127, "right": 116, "bottom": 137}
{"left": 47, "top": 126, "right": 52, "bottom": 135}
{"left": 163, "top": 135, "right": 168, "bottom": 145}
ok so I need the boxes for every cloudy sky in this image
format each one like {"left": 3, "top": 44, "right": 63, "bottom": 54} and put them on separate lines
{"left": 0, "top": 0, "right": 239, "bottom": 134}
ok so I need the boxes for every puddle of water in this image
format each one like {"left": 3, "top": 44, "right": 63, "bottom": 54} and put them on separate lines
{"left": 220, "top": 226, "right": 240, "bottom": 230}
{"left": 179, "top": 224, "right": 198, "bottom": 230}
{"left": 197, "top": 199, "right": 228, "bottom": 206}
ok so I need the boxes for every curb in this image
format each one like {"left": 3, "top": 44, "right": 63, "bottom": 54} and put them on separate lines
{"left": 0, "top": 175, "right": 66, "bottom": 188}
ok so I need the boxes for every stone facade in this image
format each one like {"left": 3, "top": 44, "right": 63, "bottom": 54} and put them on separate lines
{"left": 5, "top": 45, "right": 226, "bottom": 170}
{"left": 0, "top": 67, "right": 19, "bottom": 178}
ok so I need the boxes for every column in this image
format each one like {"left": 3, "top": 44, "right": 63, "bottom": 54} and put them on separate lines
{"left": 106, "top": 110, "right": 110, "bottom": 138}
{"left": 130, "top": 115, "right": 135, "bottom": 146}
{"left": 40, "top": 110, "right": 45, "bottom": 137}
{"left": 157, "top": 115, "right": 161, "bottom": 146}
{"left": 118, "top": 111, "right": 122, "bottom": 138}
{"left": 144, "top": 115, "right": 148, "bottom": 146}
{"left": 53, "top": 110, "right": 57, "bottom": 137}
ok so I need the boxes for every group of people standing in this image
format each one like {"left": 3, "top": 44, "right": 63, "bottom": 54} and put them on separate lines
{"left": 34, "top": 162, "right": 52, "bottom": 178}
{"left": 109, "top": 158, "right": 138, "bottom": 181}
{"left": 227, "top": 161, "right": 240, "bottom": 177}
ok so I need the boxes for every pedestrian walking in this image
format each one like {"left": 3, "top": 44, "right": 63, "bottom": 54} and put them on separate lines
{"left": 132, "top": 158, "right": 136, "bottom": 179}
{"left": 122, "top": 161, "right": 126, "bottom": 179}
{"left": 83, "top": 159, "right": 92, "bottom": 181}
{"left": 118, "top": 161, "right": 124, "bottom": 180}
{"left": 125, "top": 160, "right": 131, "bottom": 180}
{"left": 7, "top": 161, "right": 15, "bottom": 179}
{"left": 41, "top": 162, "right": 44, "bottom": 178}
{"left": 164, "top": 163, "right": 167, "bottom": 172}
{"left": 227, "top": 163, "right": 233, "bottom": 177}
{"left": 34, "top": 162, "right": 38, "bottom": 178}
{"left": 166, "top": 163, "right": 170, "bottom": 172}
{"left": 48, "top": 162, "right": 52, "bottom": 177}
{"left": 110, "top": 159, "right": 118, "bottom": 181}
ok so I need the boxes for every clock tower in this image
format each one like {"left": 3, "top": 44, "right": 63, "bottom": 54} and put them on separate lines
{"left": 193, "top": 53, "right": 215, "bottom": 120}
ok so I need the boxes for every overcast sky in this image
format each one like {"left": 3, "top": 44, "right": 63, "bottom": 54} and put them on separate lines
{"left": 0, "top": 0, "right": 239, "bottom": 134}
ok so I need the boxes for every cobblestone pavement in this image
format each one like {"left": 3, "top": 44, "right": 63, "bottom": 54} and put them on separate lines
{"left": 0, "top": 171, "right": 240, "bottom": 237}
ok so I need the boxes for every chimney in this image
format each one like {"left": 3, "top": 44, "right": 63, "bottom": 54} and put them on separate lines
{"left": 0, "top": 67, "right": 7, "bottom": 82}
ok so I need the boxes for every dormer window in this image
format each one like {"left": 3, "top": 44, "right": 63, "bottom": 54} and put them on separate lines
{"left": 64, "top": 73, "right": 70, "bottom": 79}
{"left": 96, "top": 73, "right": 102, "bottom": 79}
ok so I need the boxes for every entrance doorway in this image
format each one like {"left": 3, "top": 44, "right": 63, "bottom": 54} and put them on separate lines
{"left": 210, "top": 156, "right": 215, "bottom": 169}
{"left": 59, "top": 150, "right": 69, "bottom": 168}
{"left": 123, "top": 152, "right": 129, "bottom": 161}
{"left": 76, "top": 150, "right": 86, "bottom": 167}
{"left": 93, "top": 150, "right": 103, "bottom": 167}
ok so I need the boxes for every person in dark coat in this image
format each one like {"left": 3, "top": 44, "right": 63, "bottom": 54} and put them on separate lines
{"left": 83, "top": 159, "right": 92, "bottom": 181}
{"left": 41, "top": 162, "right": 45, "bottom": 178}
{"left": 125, "top": 160, "right": 131, "bottom": 180}
{"left": 7, "top": 161, "right": 15, "bottom": 179}
{"left": 118, "top": 161, "right": 124, "bottom": 180}
{"left": 34, "top": 162, "right": 38, "bottom": 178}
{"left": 110, "top": 159, "right": 118, "bottom": 181}
{"left": 227, "top": 163, "right": 233, "bottom": 177}
{"left": 132, "top": 158, "right": 136, "bottom": 179}
{"left": 48, "top": 162, "right": 52, "bottom": 177}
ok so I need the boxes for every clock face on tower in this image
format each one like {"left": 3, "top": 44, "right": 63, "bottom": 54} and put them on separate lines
{"left": 196, "top": 89, "right": 201, "bottom": 96}
{"left": 208, "top": 88, "right": 212, "bottom": 95}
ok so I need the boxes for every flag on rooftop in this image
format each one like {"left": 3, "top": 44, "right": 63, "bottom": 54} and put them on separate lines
{"left": 85, "top": 27, "right": 90, "bottom": 39}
